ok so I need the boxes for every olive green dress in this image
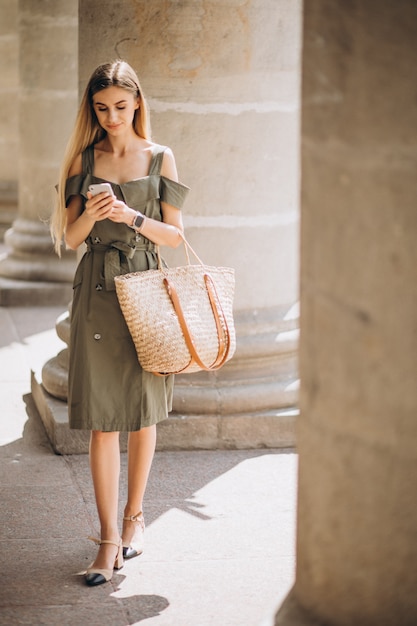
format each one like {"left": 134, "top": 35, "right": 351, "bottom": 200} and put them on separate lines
{"left": 65, "top": 144, "right": 190, "bottom": 431}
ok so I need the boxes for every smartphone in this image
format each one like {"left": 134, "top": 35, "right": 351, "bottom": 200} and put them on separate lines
{"left": 88, "top": 182, "right": 114, "bottom": 197}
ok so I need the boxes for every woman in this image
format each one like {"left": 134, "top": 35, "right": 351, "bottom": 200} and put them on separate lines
{"left": 51, "top": 60, "right": 189, "bottom": 586}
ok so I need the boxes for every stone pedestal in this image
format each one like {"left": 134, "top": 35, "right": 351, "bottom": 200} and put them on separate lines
{"left": 0, "top": 0, "right": 78, "bottom": 305}
{"left": 276, "top": 2, "right": 417, "bottom": 624}
{"left": 41, "top": 309, "right": 70, "bottom": 401}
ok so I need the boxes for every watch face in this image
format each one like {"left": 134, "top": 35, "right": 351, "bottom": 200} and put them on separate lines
{"left": 134, "top": 214, "right": 144, "bottom": 228}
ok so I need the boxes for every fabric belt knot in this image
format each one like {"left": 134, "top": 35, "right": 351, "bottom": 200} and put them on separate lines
{"left": 86, "top": 238, "right": 156, "bottom": 291}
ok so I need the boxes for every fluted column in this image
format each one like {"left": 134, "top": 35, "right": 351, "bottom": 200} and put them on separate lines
{"left": 276, "top": 1, "right": 417, "bottom": 624}
{"left": 0, "top": 0, "right": 77, "bottom": 295}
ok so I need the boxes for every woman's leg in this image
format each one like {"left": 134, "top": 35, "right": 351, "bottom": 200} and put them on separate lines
{"left": 122, "top": 424, "right": 156, "bottom": 546}
{"left": 89, "top": 430, "right": 121, "bottom": 569}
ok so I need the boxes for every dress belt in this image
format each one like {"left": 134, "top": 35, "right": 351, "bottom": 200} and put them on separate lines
{"left": 86, "top": 239, "right": 156, "bottom": 291}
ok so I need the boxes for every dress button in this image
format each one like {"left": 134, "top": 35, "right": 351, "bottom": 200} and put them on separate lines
{"left": 93, "top": 236, "right": 101, "bottom": 244}
{"left": 94, "top": 333, "right": 101, "bottom": 340}
{"left": 95, "top": 283, "right": 103, "bottom": 291}
{"left": 135, "top": 234, "right": 141, "bottom": 242}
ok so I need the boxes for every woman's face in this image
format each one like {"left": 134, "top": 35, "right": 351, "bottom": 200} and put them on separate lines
{"left": 92, "top": 86, "right": 139, "bottom": 136}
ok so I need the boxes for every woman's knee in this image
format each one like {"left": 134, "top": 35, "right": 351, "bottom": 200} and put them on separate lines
{"left": 90, "top": 430, "right": 120, "bottom": 445}
{"left": 130, "top": 424, "right": 156, "bottom": 437}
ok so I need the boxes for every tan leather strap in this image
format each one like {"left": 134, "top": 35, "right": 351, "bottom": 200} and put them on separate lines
{"left": 160, "top": 273, "right": 231, "bottom": 375}
{"left": 123, "top": 512, "right": 144, "bottom": 523}
{"left": 87, "top": 536, "right": 121, "bottom": 548}
{"left": 204, "top": 274, "right": 231, "bottom": 368}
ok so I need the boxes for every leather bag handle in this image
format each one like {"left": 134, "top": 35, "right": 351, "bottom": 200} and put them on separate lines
{"left": 157, "top": 273, "right": 231, "bottom": 375}
{"left": 156, "top": 233, "right": 205, "bottom": 272}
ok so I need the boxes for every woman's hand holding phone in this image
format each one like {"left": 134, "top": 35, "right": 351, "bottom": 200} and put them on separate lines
{"left": 86, "top": 183, "right": 136, "bottom": 227}
{"left": 86, "top": 183, "right": 115, "bottom": 222}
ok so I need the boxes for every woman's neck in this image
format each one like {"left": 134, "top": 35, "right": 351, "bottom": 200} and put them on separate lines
{"left": 100, "top": 129, "right": 143, "bottom": 156}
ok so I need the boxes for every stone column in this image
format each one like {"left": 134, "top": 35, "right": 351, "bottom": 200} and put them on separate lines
{"left": 77, "top": 0, "right": 301, "bottom": 448}
{"left": 0, "top": 0, "right": 77, "bottom": 304}
{"left": 0, "top": 0, "right": 19, "bottom": 239}
{"left": 276, "top": 1, "right": 417, "bottom": 624}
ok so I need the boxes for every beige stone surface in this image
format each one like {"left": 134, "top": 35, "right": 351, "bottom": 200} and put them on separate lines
{"left": 0, "top": 0, "right": 78, "bottom": 286}
{"left": 0, "top": 302, "right": 297, "bottom": 623}
{"left": 18, "top": 5, "right": 78, "bottom": 222}
{"left": 0, "top": 0, "right": 18, "bottom": 35}
{"left": 78, "top": 0, "right": 301, "bottom": 311}
{"left": 79, "top": 0, "right": 300, "bottom": 96}
{"left": 152, "top": 108, "right": 300, "bottom": 215}
{"left": 0, "top": 0, "right": 18, "bottom": 215}
{"left": 19, "top": 6, "right": 78, "bottom": 92}
{"left": 0, "top": 19, "right": 18, "bottom": 238}
{"left": 278, "top": 1, "right": 417, "bottom": 624}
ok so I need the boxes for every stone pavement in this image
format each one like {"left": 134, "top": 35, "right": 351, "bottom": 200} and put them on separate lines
{"left": 0, "top": 305, "right": 297, "bottom": 626}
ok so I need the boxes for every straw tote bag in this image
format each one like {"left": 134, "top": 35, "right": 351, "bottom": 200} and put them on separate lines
{"left": 114, "top": 235, "right": 236, "bottom": 376}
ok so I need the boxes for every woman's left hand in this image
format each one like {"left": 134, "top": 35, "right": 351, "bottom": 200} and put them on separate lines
{"left": 108, "top": 199, "right": 135, "bottom": 225}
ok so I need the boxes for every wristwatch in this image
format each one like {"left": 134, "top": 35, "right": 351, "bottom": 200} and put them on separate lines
{"left": 131, "top": 211, "right": 145, "bottom": 231}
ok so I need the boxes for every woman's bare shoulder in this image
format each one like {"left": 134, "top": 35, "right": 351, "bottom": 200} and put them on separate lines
{"left": 160, "top": 146, "right": 178, "bottom": 181}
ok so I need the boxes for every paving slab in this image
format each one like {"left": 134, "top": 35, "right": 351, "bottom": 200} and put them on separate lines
{"left": 0, "top": 305, "right": 297, "bottom": 625}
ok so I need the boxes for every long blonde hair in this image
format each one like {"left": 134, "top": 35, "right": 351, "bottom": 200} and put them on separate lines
{"left": 51, "top": 60, "right": 150, "bottom": 255}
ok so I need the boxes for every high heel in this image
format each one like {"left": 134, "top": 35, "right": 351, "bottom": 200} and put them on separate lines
{"left": 122, "top": 511, "right": 145, "bottom": 559}
{"left": 85, "top": 537, "right": 123, "bottom": 587}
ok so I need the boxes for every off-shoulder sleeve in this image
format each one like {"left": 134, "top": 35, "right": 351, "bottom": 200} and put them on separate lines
{"left": 64, "top": 173, "right": 90, "bottom": 205}
{"left": 160, "top": 177, "right": 190, "bottom": 209}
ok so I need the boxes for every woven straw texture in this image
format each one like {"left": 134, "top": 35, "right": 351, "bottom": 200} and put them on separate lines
{"left": 115, "top": 264, "right": 235, "bottom": 374}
